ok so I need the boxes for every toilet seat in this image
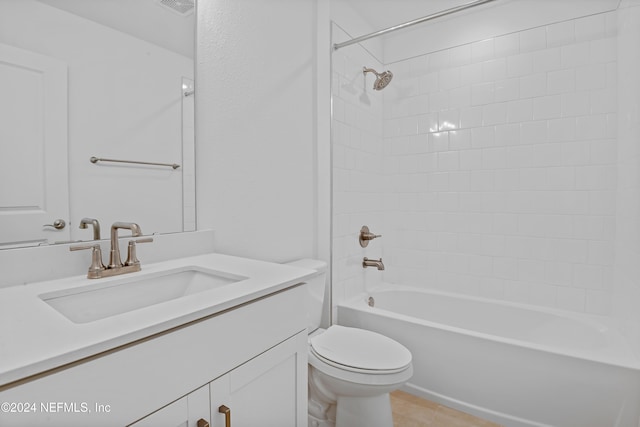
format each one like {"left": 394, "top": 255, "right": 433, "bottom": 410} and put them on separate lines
{"left": 310, "top": 325, "right": 412, "bottom": 374}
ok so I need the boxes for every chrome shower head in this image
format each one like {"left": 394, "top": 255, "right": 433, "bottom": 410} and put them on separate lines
{"left": 363, "top": 67, "right": 393, "bottom": 90}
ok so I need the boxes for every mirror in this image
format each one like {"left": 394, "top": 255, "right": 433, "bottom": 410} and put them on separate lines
{"left": 0, "top": 0, "right": 196, "bottom": 249}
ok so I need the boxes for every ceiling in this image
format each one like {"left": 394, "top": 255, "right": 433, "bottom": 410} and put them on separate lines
{"left": 345, "top": 0, "right": 485, "bottom": 30}
{"left": 336, "top": 0, "right": 622, "bottom": 63}
{"left": 35, "top": 0, "right": 622, "bottom": 62}
{"left": 37, "top": 0, "right": 195, "bottom": 58}
{"left": 344, "top": 0, "right": 621, "bottom": 34}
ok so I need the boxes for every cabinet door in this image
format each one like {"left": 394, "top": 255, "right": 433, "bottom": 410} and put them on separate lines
{"left": 130, "top": 385, "right": 210, "bottom": 427}
{"left": 210, "top": 331, "right": 307, "bottom": 427}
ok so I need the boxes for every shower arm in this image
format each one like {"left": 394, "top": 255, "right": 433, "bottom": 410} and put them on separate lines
{"left": 363, "top": 67, "right": 380, "bottom": 77}
{"left": 333, "top": 0, "right": 498, "bottom": 51}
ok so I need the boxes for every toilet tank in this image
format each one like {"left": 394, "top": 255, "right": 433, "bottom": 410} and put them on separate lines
{"left": 285, "top": 259, "right": 327, "bottom": 333}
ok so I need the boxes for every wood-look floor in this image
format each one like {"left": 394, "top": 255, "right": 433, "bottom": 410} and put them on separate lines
{"left": 390, "top": 390, "right": 503, "bottom": 427}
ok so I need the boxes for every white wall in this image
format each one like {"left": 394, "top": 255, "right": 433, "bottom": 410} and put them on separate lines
{"left": 331, "top": 23, "right": 385, "bottom": 310}
{"left": 0, "top": 1, "right": 192, "bottom": 240}
{"left": 382, "top": 0, "right": 619, "bottom": 63}
{"left": 380, "top": 12, "right": 618, "bottom": 314}
{"left": 330, "top": 0, "right": 384, "bottom": 62}
{"left": 327, "top": 0, "right": 394, "bottom": 314}
{"left": 196, "top": 0, "right": 317, "bottom": 262}
{"left": 330, "top": 2, "right": 633, "bottom": 318}
{"left": 614, "top": 2, "right": 640, "bottom": 355}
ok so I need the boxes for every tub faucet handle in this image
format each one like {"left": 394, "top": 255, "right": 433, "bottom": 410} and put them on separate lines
{"left": 359, "top": 225, "right": 382, "bottom": 247}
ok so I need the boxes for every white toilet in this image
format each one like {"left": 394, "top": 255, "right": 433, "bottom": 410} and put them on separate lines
{"left": 285, "top": 259, "right": 413, "bottom": 427}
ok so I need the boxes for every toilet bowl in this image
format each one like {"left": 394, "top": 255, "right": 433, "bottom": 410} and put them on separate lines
{"left": 308, "top": 325, "right": 413, "bottom": 427}
{"left": 285, "top": 259, "right": 413, "bottom": 427}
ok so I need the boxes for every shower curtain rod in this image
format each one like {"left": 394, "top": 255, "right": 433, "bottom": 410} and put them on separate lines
{"left": 333, "top": 0, "right": 498, "bottom": 51}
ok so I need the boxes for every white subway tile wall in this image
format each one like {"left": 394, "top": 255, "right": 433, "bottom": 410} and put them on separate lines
{"left": 332, "top": 24, "right": 386, "bottom": 312}
{"left": 381, "top": 12, "right": 617, "bottom": 314}
{"left": 332, "top": 11, "right": 622, "bottom": 315}
{"left": 614, "top": 4, "right": 640, "bottom": 355}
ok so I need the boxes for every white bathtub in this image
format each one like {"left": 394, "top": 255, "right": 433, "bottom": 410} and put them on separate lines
{"left": 337, "top": 286, "right": 640, "bottom": 427}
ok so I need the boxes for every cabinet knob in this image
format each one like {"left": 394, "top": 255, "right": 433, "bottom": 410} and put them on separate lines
{"left": 218, "top": 405, "right": 231, "bottom": 427}
{"left": 197, "top": 419, "right": 210, "bottom": 427}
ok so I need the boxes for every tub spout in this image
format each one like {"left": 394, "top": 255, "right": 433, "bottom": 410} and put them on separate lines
{"left": 363, "top": 257, "right": 384, "bottom": 270}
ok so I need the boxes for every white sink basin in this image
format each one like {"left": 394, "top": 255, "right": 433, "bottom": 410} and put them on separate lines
{"left": 39, "top": 267, "right": 248, "bottom": 323}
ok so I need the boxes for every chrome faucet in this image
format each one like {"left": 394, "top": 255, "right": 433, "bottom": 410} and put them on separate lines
{"left": 79, "top": 217, "right": 101, "bottom": 240}
{"left": 70, "top": 222, "right": 152, "bottom": 279}
{"left": 109, "top": 222, "right": 143, "bottom": 268}
{"left": 363, "top": 257, "right": 385, "bottom": 270}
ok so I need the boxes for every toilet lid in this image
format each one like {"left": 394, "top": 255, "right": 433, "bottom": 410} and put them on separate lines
{"left": 310, "top": 325, "right": 412, "bottom": 371}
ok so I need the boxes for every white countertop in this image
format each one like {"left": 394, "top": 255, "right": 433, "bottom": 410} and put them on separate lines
{"left": 0, "top": 252, "right": 315, "bottom": 387}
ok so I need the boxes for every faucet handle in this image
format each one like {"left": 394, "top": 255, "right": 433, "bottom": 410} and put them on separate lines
{"left": 70, "top": 243, "right": 98, "bottom": 251}
{"left": 70, "top": 243, "right": 106, "bottom": 277}
{"left": 124, "top": 237, "right": 153, "bottom": 266}
{"left": 133, "top": 237, "right": 154, "bottom": 244}
{"left": 359, "top": 225, "right": 382, "bottom": 247}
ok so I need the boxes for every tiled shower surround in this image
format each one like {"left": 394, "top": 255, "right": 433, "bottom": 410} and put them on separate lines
{"left": 332, "top": 11, "right": 621, "bottom": 316}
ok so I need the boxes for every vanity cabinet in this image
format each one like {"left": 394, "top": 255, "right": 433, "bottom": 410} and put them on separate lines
{"left": 130, "top": 385, "right": 209, "bottom": 427}
{"left": 131, "top": 332, "right": 307, "bottom": 427}
{"left": 0, "top": 284, "right": 308, "bottom": 427}
{"left": 208, "top": 331, "right": 305, "bottom": 427}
